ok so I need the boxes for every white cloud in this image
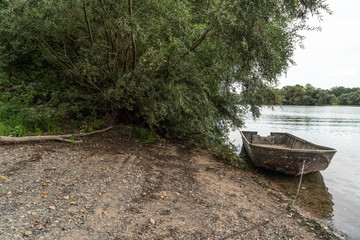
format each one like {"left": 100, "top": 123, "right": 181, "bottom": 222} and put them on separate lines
{"left": 280, "top": 0, "right": 360, "bottom": 89}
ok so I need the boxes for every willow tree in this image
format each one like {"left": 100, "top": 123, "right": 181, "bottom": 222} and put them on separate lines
{"left": 0, "top": 0, "right": 330, "bottom": 142}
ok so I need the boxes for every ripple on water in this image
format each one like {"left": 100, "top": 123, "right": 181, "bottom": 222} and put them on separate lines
{"left": 232, "top": 106, "right": 360, "bottom": 240}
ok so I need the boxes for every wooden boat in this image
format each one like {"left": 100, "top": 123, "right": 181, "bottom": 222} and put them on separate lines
{"left": 240, "top": 131, "right": 336, "bottom": 176}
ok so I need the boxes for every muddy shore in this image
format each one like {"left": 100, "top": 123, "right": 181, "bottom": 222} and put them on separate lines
{"left": 0, "top": 126, "right": 344, "bottom": 239}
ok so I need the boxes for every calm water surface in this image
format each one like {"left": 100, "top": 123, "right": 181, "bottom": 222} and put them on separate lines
{"left": 230, "top": 106, "right": 360, "bottom": 239}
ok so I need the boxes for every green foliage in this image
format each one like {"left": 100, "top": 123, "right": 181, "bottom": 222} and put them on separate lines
{"left": 337, "top": 90, "right": 360, "bottom": 105}
{"left": 69, "top": 135, "right": 77, "bottom": 145}
{"left": 0, "top": 101, "right": 59, "bottom": 136}
{"left": 0, "top": 0, "right": 331, "bottom": 144}
{"left": 135, "top": 128, "right": 157, "bottom": 144}
{"left": 211, "top": 142, "right": 248, "bottom": 169}
{"left": 330, "top": 86, "right": 360, "bottom": 97}
{"left": 81, "top": 115, "right": 103, "bottom": 133}
{"left": 279, "top": 84, "right": 360, "bottom": 106}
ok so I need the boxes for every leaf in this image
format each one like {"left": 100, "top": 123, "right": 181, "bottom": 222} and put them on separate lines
{"left": 37, "top": 226, "right": 45, "bottom": 230}
{"left": 0, "top": 0, "right": 331, "bottom": 147}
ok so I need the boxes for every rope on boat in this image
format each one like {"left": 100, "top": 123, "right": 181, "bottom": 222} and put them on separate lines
{"left": 294, "top": 159, "right": 306, "bottom": 202}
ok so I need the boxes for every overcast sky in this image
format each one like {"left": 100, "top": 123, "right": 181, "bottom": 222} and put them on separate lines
{"left": 279, "top": 0, "right": 360, "bottom": 90}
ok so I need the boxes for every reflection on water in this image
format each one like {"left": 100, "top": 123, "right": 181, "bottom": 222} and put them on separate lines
{"left": 230, "top": 106, "right": 360, "bottom": 239}
{"left": 241, "top": 147, "right": 334, "bottom": 219}
{"left": 284, "top": 172, "right": 333, "bottom": 219}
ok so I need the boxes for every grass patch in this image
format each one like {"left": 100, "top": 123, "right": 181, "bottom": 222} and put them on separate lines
{"left": 135, "top": 128, "right": 157, "bottom": 144}
{"left": 81, "top": 116, "right": 103, "bottom": 133}
{"left": 0, "top": 102, "right": 60, "bottom": 136}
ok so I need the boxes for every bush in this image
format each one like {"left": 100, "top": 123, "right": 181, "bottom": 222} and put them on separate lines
{"left": 0, "top": 0, "right": 330, "bottom": 144}
{"left": 135, "top": 128, "right": 157, "bottom": 144}
{"left": 0, "top": 101, "right": 59, "bottom": 136}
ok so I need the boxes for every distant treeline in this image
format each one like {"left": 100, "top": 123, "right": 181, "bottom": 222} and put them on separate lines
{"left": 277, "top": 84, "right": 360, "bottom": 106}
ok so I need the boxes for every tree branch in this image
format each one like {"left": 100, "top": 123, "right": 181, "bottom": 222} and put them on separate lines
{"left": 128, "top": 0, "right": 136, "bottom": 71}
{"left": 0, "top": 126, "right": 113, "bottom": 144}
{"left": 183, "top": 29, "right": 210, "bottom": 57}
{"left": 82, "top": 1, "right": 94, "bottom": 47}
{"left": 164, "top": 29, "right": 210, "bottom": 82}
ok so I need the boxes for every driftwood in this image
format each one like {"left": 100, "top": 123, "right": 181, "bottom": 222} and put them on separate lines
{"left": 0, "top": 126, "right": 113, "bottom": 144}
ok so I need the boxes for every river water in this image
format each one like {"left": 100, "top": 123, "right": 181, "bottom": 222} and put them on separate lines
{"left": 230, "top": 106, "right": 360, "bottom": 239}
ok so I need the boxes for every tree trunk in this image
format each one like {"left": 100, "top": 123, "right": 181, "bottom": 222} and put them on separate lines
{"left": 0, "top": 126, "right": 113, "bottom": 144}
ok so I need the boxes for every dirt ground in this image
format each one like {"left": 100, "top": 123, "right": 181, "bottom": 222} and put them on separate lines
{"left": 0, "top": 126, "right": 344, "bottom": 239}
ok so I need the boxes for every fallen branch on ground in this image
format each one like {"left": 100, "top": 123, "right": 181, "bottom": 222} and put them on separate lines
{"left": 0, "top": 126, "right": 113, "bottom": 143}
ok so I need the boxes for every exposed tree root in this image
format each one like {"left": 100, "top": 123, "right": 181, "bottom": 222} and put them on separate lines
{"left": 0, "top": 126, "right": 113, "bottom": 144}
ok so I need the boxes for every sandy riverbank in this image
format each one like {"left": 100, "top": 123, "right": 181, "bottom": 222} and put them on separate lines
{"left": 0, "top": 126, "right": 343, "bottom": 239}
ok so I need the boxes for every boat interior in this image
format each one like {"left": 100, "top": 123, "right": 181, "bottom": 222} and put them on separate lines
{"left": 242, "top": 131, "right": 325, "bottom": 150}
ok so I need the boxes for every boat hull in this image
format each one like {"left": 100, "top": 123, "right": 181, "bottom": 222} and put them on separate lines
{"left": 241, "top": 131, "right": 336, "bottom": 176}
